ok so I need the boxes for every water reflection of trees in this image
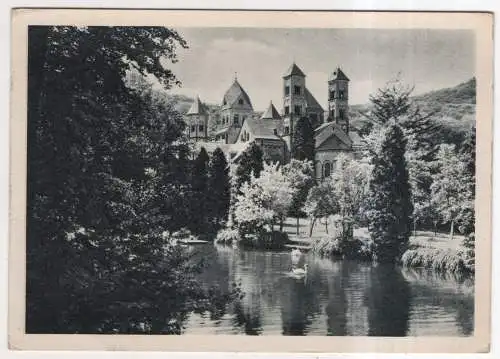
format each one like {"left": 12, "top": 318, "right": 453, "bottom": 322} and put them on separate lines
{"left": 280, "top": 276, "right": 322, "bottom": 335}
{"left": 184, "top": 245, "right": 238, "bottom": 327}
{"left": 366, "top": 264, "right": 411, "bottom": 336}
{"left": 190, "top": 246, "right": 473, "bottom": 337}
{"left": 321, "top": 260, "right": 372, "bottom": 336}
{"left": 232, "top": 298, "right": 263, "bottom": 335}
{"left": 401, "top": 267, "right": 474, "bottom": 336}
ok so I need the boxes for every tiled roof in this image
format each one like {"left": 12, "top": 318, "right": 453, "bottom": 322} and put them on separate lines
{"left": 314, "top": 122, "right": 352, "bottom": 149}
{"left": 214, "top": 127, "right": 232, "bottom": 136}
{"left": 329, "top": 67, "right": 350, "bottom": 82}
{"left": 314, "top": 121, "right": 331, "bottom": 133}
{"left": 261, "top": 102, "right": 281, "bottom": 120}
{"left": 186, "top": 96, "right": 207, "bottom": 115}
{"left": 222, "top": 79, "right": 253, "bottom": 109}
{"left": 304, "top": 88, "right": 323, "bottom": 111}
{"left": 192, "top": 141, "right": 248, "bottom": 154}
{"left": 315, "top": 121, "right": 363, "bottom": 147}
{"left": 245, "top": 118, "right": 283, "bottom": 139}
{"left": 283, "top": 62, "right": 306, "bottom": 78}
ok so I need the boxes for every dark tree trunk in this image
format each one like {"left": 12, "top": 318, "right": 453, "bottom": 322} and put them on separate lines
{"left": 296, "top": 217, "right": 300, "bottom": 235}
{"left": 309, "top": 217, "right": 316, "bottom": 237}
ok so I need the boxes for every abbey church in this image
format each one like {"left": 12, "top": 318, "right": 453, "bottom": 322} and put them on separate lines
{"left": 184, "top": 62, "right": 363, "bottom": 181}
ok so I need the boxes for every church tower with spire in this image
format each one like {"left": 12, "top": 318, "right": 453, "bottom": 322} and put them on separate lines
{"left": 282, "top": 62, "right": 308, "bottom": 138}
{"left": 327, "top": 66, "right": 350, "bottom": 133}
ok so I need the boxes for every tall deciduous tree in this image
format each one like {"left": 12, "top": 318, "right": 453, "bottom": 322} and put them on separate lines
{"left": 292, "top": 117, "right": 315, "bottom": 162}
{"left": 304, "top": 181, "right": 340, "bottom": 237}
{"left": 282, "top": 159, "right": 315, "bottom": 235}
{"left": 430, "top": 143, "right": 473, "bottom": 240}
{"left": 208, "top": 147, "right": 231, "bottom": 228}
{"left": 366, "top": 124, "right": 413, "bottom": 263}
{"left": 329, "top": 154, "right": 370, "bottom": 241}
{"left": 458, "top": 126, "right": 476, "bottom": 231}
{"left": 233, "top": 162, "right": 294, "bottom": 235}
{"left": 459, "top": 127, "right": 476, "bottom": 271}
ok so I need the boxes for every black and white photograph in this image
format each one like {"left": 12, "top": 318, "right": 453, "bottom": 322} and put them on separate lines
{"left": 8, "top": 9, "right": 493, "bottom": 353}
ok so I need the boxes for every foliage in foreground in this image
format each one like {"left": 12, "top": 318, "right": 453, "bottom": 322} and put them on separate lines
{"left": 26, "top": 26, "right": 236, "bottom": 334}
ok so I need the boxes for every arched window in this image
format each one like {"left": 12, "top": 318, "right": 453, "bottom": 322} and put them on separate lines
{"left": 323, "top": 162, "right": 331, "bottom": 178}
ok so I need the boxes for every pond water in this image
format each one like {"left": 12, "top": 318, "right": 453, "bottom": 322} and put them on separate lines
{"left": 183, "top": 244, "right": 474, "bottom": 336}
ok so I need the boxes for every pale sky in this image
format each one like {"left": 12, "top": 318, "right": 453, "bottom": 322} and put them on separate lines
{"left": 166, "top": 28, "right": 475, "bottom": 110}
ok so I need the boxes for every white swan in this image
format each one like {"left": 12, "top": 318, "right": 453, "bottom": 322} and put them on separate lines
{"left": 291, "top": 248, "right": 302, "bottom": 266}
{"left": 291, "top": 264, "right": 308, "bottom": 276}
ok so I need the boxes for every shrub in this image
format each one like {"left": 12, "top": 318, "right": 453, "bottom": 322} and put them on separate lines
{"left": 461, "top": 232, "right": 475, "bottom": 273}
{"left": 310, "top": 226, "right": 373, "bottom": 260}
{"left": 215, "top": 228, "right": 241, "bottom": 245}
{"left": 311, "top": 227, "right": 343, "bottom": 257}
{"left": 400, "top": 246, "right": 469, "bottom": 275}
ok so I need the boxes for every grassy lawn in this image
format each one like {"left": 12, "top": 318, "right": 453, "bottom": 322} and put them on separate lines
{"left": 283, "top": 216, "right": 465, "bottom": 253}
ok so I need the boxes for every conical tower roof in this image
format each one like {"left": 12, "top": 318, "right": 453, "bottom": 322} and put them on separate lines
{"left": 283, "top": 62, "right": 306, "bottom": 78}
{"left": 261, "top": 101, "right": 281, "bottom": 120}
{"left": 186, "top": 96, "right": 207, "bottom": 115}
{"left": 329, "top": 67, "right": 350, "bottom": 81}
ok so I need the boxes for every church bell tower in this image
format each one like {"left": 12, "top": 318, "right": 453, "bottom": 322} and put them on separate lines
{"left": 328, "top": 67, "right": 350, "bottom": 133}
{"left": 282, "top": 62, "right": 307, "bottom": 137}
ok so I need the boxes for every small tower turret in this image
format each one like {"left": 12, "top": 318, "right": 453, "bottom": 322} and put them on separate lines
{"left": 186, "top": 96, "right": 208, "bottom": 141}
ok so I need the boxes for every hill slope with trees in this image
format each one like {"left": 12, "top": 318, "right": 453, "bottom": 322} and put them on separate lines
{"left": 350, "top": 78, "right": 476, "bottom": 146}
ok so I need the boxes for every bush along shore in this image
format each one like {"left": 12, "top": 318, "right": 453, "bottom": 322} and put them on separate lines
{"left": 215, "top": 227, "right": 292, "bottom": 250}
{"left": 307, "top": 224, "right": 474, "bottom": 277}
